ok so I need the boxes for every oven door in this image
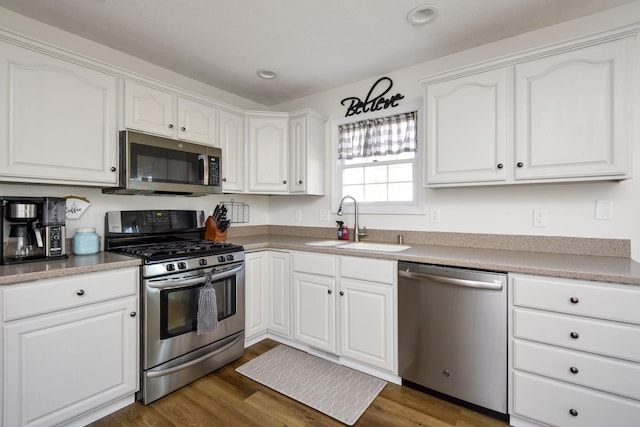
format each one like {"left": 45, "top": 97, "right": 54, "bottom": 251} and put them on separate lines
{"left": 143, "top": 261, "right": 244, "bottom": 370}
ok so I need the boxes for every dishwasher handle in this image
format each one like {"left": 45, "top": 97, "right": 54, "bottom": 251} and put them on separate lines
{"left": 399, "top": 269, "right": 503, "bottom": 290}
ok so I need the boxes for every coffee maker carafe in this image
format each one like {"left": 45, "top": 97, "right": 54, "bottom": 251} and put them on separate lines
{"left": 1, "top": 197, "right": 67, "bottom": 264}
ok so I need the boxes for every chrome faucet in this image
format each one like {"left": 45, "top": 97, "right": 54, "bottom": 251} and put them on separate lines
{"left": 337, "top": 195, "right": 367, "bottom": 242}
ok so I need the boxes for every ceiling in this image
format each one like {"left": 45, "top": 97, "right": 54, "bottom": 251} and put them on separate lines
{"left": 0, "top": 0, "right": 634, "bottom": 106}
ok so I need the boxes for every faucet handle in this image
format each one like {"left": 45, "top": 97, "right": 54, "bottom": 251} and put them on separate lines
{"left": 358, "top": 226, "right": 368, "bottom": 237}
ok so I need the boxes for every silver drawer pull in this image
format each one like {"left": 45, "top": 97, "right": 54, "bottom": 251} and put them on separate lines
{"left": 569, "top": 409, "right": 578, "bottom": 417}
{"left": 570, "top": 331, "right": 579, "bottom": 339}
{"left": 569, "top": 366, "right": 579, "bottom": 374}
{"left": 76, "top": 289, "right": 85, "bottom": 296}
{"left": 570, "top": 297, "right": 579, "bottom": 304}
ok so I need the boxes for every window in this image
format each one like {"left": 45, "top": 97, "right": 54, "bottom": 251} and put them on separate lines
{"left": 335, "top": 108, "right": 422, "bottom": 214}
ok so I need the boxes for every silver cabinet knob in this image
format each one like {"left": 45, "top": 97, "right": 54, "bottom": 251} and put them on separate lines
{"left": 130, "top": 312, "right": 137, "bottom": 317}
{"left": 76, "top": 289, "right": 85, "bottom": 296}
{"left": 168, "top": 124, "right": 174, "bottom": 129}
{"left": 327, "top": 289, "right": 332, "bottom": 294}
{"left": 181, "top": 126, "right": 186, "bottom": 131}
{"left": 110, "top": 167, "right": 116, "bottom": 172}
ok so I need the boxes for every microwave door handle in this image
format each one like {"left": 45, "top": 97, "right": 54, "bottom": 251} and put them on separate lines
{"left": 201, "top": 154, "right": 209, "bottom": 185}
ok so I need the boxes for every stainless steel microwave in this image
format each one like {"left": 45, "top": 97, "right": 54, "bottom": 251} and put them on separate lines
{"left": 103, "top": 130, "right": 222, "bottom": 196}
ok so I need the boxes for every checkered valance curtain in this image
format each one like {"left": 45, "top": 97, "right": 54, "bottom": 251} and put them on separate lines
{"left": 338, "top": 111, "right": 417, "bottom": 160}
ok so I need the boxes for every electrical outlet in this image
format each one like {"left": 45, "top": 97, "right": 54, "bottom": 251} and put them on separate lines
{"left": 533, "top": 209, "right": 548, "bottom": 227}
{"left": 319, "top": 209, "right": 330, "bottom": 222}
{"left": 595, "top": 200, "right": 613, "bottom": 220}
{"left": 295, "top": 209, "right": 302, "bottom": 221}
{"left": 430, "top": 208, "right": 441, "bottom": 223}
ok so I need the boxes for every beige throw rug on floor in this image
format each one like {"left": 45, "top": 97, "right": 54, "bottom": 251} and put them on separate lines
{"left": 236, "top": 345, "right": 386, "bottom": 425}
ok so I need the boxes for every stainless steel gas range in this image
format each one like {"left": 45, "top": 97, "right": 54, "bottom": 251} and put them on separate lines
{"left": 105, "top": 210, "right": 245, "bottom": 404}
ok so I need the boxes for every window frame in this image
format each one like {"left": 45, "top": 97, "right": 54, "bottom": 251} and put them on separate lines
{"left": 331, "top": 101, "right": 424, "bottom": 215}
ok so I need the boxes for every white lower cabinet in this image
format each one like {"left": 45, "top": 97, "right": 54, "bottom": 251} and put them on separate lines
{"left": 510, "top": 274, "right": 640, "bottom": 427}
{"left": 1, "top": 267, "right": 139, "bottom": 427}
{"left": 244, "top": 251, "right": 291, "bottom": 343}
{"left": 291, "top": 252, "right": 396, "bottom": 373}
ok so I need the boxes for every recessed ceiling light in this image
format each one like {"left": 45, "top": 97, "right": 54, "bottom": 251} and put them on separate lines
{"left": 407, "top": 5, "right": 438, "bottom": 25}
{"left": 256, "top": 68, "right": 278, "bottom": 79}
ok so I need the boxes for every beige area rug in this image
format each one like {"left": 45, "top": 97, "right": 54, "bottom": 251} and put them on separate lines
{"left": 236, "top": 345, "right": 386, "bottom": 425}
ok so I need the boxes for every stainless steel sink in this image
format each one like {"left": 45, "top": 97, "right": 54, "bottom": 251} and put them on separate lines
{"left": 341, "top": 242, "right": 411, "bottom": 252}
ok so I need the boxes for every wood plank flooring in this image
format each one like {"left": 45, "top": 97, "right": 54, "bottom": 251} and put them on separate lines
{"left": 89, "top": 339, "right": 509, "bottom": 426}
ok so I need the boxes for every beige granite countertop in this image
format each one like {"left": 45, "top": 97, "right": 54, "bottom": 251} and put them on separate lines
{"left": 2, "top": 232, "right": 639, "bottom": 286}
{"left": 0, "top": 252, "right": 141, "bottom": 285}
{"left": 228, "top": 234, "right": 640, "bottom": 286}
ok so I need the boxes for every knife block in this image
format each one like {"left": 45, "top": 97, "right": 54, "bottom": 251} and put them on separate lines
{"left": 204, "top": 216, "right": 227, "bottom": 241}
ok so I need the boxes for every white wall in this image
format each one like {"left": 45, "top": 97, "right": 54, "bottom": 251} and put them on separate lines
{"left": 270, "top": 2, "right": 640, "bottom": 261}
{"left": 0, "top": 183, "right": 270, "bottom": 242}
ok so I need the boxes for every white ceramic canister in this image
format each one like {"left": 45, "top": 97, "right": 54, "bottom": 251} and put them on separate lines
{"left": 72, "top": 228, "right": 100, "bottom": 255}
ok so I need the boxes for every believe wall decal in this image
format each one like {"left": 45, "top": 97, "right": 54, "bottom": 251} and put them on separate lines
{"left": 340, "top": 77, "right": 404, "bottom": 117}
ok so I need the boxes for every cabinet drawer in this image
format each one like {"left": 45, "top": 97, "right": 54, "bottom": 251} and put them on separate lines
{"left": 512, "top": 275, "right": 640, "bottom": 324}
{"left": 514, "top": 339, "right": 640, "bottom": 400}
{"left": 513, "top": 372, "right": 640, "bottom": 427}
{"left": 341, "top": 256, "right": 395, "bottom": 284}
{"left": 3, "top": 268, "right": 138, "bottom": 321}
{"left": 513, "top": 308, "right": 640, "bottom": 362}
{"left": 292, "top": 252, "right": 337, "bottom": 276}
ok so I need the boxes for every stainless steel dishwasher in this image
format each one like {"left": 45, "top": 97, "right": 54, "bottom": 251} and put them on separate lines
{"left": 398, "top": 261, "right": 508, "bottom": 416}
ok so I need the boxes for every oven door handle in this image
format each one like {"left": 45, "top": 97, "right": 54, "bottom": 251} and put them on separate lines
{"left": 146, "top": 263, "right": 244, "bottom": 289}
{"left": 146, "top": 333, "right": 243, "bottom": 379}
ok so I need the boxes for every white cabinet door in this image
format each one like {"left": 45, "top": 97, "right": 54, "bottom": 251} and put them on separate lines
{"left": 3, "top": 297, "right": 138, "bottom": 427}
{"left": 292, "top": 272, "right": 336, "bottom": 353}
{"left": 124, "top": 80, "right": 175, "bottom": 138}
{"left": 514, "top": 39, "right": 629, "bottom": 180}
{"left": 247, "top": 115, "right": 289, "bottom": 193}
{"left": 0, "top": 41, "right": 118, "bottom": 185}
{"left": 339, "top": 278, "right": 394, "bottom": 371}
{"left": 244, "top": 252, "right": 269, "bottom": 340}
{"left": 289, "top": 112, "right": 326, "bottom": 195}
{"left": 177, "top": 97, "right": 217, "bottom": 146}
{"left": 425, "top": 67, "right": 509, "bottom": 184}
{"left": 218, "top": 110, "right": 245, "bottom": 192}
{"left": 267, "top": 251, "right": 291, "bottom": 337}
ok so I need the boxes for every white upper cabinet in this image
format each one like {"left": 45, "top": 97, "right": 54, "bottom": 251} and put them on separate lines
{"left": 176, "top": 97, "right": 217, "bottom": 145}
{"left": 218, "top": 110, "right": 245, "bottom": 192}
{"left": 246, "top": 113, "right": 289, "bottom": 193}
{"left": 289, "top": 111, "right": 326, "bottom": 195}
{"left": 422, "top": 34, "right": 632, "bottom": 187}
{"left": 514, "top": 39, "right": 629, "bottom": 180}
{"left": 0, "top": 40, "right": 118, "bottom": 186}
{"left": 425, "top": 68, "right": 510, "bottom": 184}
{"left": 124, "top": 80, "right": 217, "bottom": 146}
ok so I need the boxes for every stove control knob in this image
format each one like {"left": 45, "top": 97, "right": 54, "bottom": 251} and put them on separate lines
{"left": 166, "top": 264, "right": 175, "bottom": 272}
{"left": 217, "top": 255, "right": 226, "bottom": 262}
{"left": 226, "top": 254, "right": 235, "bottom": 261}
{"left": 199, "top": 258, "right": 208, "bottom": 266}
{"left": 177, "top": 262, "right": 187, "bottom": 270}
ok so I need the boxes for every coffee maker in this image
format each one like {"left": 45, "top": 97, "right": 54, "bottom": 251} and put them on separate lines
{"left": 1, "top": 196, "right": 67, "bottom": 264}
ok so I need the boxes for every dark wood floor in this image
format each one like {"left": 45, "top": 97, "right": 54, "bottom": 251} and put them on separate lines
{"left": 89, "top": 339, "right": 509, "bottom": 426}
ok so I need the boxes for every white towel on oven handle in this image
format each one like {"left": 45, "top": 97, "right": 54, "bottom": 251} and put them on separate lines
{"left": 197, "top": 270, "right": 219, "bottom": 335}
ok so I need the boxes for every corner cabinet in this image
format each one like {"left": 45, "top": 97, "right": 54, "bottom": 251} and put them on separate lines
{"left": 244, "top": 251, "right": 291, "bottom": 345}
{"left": 423, "top": 35, "right": 632, "bottom": 187}
{"left": 509, "top": 274, "right": 640, "bottom": 427}
{"left": 1, "top": 267, "right": 139, "bottom": 427}
{"left": 124, "top": 80, "right": 217, "bottom": 146}
{"left": 0, "top": 40, "right": 118, "bottom": 186}
{"left": 246, "top": 113, "right": 290, "bottom": 193}
{"left": 218, "top": 110, "right": 245, "bottom": 192}
{"left": 289, "top": 111, "right": 326, "bottom": 195}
